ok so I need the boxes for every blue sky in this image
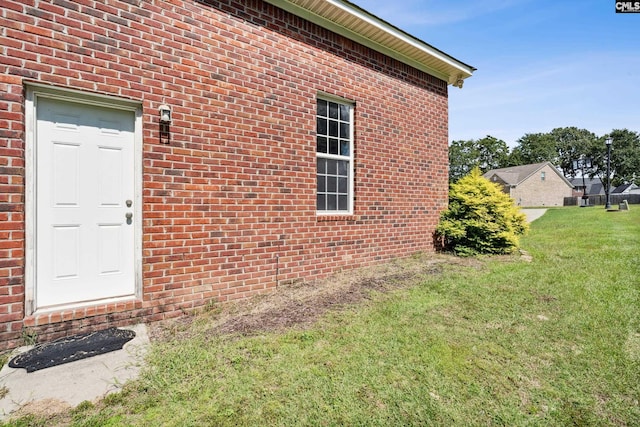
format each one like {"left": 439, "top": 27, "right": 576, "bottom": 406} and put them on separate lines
{"left": 352, "top": 0, "right": 640, "bottom": 147}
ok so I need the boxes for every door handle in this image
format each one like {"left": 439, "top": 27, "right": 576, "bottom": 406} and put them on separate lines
{"left": 126, "top": 199, "right": 132, "bottom": 207}
{"left": 125, "top": 212, "right": 133, "bottom": 220}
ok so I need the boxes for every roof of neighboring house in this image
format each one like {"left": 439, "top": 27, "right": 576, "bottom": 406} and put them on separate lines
{"left": 483, "top": 162, "right": 574, "bottom": 188}
{"left": 588, "top": 182, "right": 605, "bottom": 195}
{"left": 570, "top": 178, "right": 605, "bottom": 195}
{"left": 612, "top": 183, "right": 639, "bottom": 193}
{"left": 570, "top": 178, "right": 602, "bottom": 187}
{"left": 263, "top": 0, "right": 476, "bottom": 87}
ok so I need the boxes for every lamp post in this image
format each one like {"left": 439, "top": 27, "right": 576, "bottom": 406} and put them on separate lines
{"left": 605, "top": 137, "right": 612, "bottom": 210}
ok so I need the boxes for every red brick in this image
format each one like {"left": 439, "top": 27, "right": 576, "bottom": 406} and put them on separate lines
{"left": 0, "top": 0, "right": 451, "bottom": 349}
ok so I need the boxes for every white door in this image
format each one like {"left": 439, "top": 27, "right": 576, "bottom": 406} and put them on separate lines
{"left": 35, "top": 98, "right": 136, "bottom": 309}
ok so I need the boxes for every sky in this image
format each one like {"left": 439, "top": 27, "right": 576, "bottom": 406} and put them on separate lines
{"left": 351, "top": 0, "right": 640, "bottom": 147}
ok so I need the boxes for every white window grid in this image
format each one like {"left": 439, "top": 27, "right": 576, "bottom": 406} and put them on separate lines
{"left": 316, "top": 97, "right": 354, "bottom": 214}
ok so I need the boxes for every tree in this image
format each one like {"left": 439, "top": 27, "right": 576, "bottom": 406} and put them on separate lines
{"left": 449, "top": 139, "right": 478, "bottom": 183}
{"left": 609, "top": 129, "right": 640, "bottom": 186}
{"left": 588, "top": 129, "right": 640, "bottom": 187}
{"left": 448, "top": 136, "right": 509, "bottom": 182}
{"left": 456, "top": 126, "right": 640, "bottom": 186}
{"left": 509, "top": 133, "right": 558, "bottom": 166}
{"left": 436, "top": 168, "right": 529, "bottom": 256}
{"left": 476, "top": 136, "right": 510, "bottom": 172}
{"left": 508, "top": 127, "right": 598, "bottom": 178}
{"left": 550, "top": 127, "right": 598, "bottom": 179}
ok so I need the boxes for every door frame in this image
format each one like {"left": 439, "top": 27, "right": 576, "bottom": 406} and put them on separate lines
{"left": 24, "top": 83, "right": 143, "bottom": 315}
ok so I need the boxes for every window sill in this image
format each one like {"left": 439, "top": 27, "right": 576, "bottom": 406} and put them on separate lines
{"left": 317, "top": 214, "right": 359, "bottom": 222}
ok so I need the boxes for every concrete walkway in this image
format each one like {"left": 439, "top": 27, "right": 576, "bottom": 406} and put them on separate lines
{"left": 522, "top": 208, "right": 547, "bottom": 223}
{"left": 0, "top": 323, "right": 149, "bottom": 421}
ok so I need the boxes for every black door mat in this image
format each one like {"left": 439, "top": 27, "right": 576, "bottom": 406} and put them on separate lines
{"left": 9, "top": 327, "right": 136, "bottom": 373}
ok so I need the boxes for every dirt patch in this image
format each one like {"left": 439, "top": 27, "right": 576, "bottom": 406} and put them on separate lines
{"left": 150, "top": 253, "right": 484, "bottom": 341}
{"left": 8, "top": 398, "right": 72, "bottom": 423}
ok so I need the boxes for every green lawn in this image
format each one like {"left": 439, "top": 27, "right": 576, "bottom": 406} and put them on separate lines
{"left": 7, "top": 207, "right": 640, "bottom": 426}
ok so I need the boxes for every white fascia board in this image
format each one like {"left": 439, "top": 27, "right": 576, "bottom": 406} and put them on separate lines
{"left": 264, "top": 0, "right": 475, "bottom": 85}
{"left": 326, "top": 0, "right": 474, "bottom": 77}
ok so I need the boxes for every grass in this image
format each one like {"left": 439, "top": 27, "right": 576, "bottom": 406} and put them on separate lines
{"left": 4, "top": 207, "right": 640, "bottom": 426}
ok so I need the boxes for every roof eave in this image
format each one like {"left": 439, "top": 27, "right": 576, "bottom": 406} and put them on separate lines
{"left": 263, "top": 0, "right": 475, "bottom": 87}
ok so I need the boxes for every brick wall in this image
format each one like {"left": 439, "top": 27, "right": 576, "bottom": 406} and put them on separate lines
{"left": 0, "top": 0, "right": 449, "bottom": 347}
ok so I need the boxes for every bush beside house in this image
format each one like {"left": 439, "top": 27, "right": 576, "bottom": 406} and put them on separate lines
{"left": 437, "top": 168, "right": 529, "bottom": 256}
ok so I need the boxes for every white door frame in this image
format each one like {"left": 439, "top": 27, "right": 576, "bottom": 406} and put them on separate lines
{"left": 24, "top": 83, "right": 143, "bottom": 315}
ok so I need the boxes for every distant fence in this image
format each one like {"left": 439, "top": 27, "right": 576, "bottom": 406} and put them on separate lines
{"left": 564, "top": 194, "right": 640, "bottom": 206}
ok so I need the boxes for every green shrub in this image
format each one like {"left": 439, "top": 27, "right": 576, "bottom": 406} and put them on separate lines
{"left": 436, "top": 167, "right": 528, "bottom": 256}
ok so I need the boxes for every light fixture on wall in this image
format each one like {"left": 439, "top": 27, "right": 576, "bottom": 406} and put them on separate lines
{"left": 159, "top": 104, "right": 172, "bottom": 123}
{"left": 452, "top": 74, "right": 464, "bottom": 89}
{"left": 159, "top": 103, "right": 171, "bottom": 143}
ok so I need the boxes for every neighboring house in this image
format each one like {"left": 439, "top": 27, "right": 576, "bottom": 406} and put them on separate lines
{"left": 571, "top": 180, "right": 640, "bottom": 197}
{"left": 571, "top": 178, "right": 605, "bottom": 197}
{"left": 0, "top": 1, "right": 474, "bottom": 347}
{"left": 483, "top": 162, "right": 573, "bottom": 207}
{"left": 612, "top": 183, "right": 640, "bottom": 194}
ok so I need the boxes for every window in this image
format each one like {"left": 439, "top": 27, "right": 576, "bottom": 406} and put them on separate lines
{"left": 316, "top": 97, "right": 353, "bottom": 214}
{"left": 541, "top": 171, "right": 546, "bottom": 181}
